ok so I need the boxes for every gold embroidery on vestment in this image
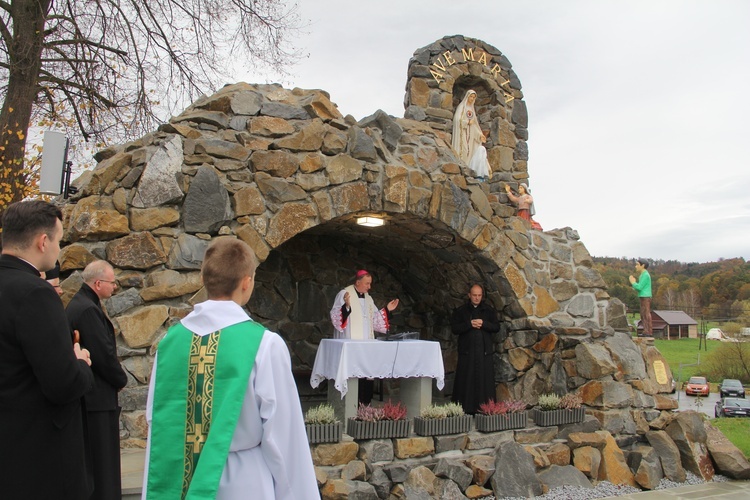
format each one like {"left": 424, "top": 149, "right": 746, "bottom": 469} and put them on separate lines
{"left": 181, "top": 331, "right": 220, "bottom": 498}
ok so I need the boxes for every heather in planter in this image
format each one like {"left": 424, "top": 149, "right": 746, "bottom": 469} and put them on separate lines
{"left": 346, "top": 401, "right": 410, "bottom": 439}
{"left": 532, "top": 392, "right": 585, "bottom": 426}
{"left": 414, "top": 402, "right": 472, "bottom": 436}
{"left": 475, "top": 398, "right": 527, "bottom": 432}
{"left": 304, "top": 403, "right": 342, "bottom": 444}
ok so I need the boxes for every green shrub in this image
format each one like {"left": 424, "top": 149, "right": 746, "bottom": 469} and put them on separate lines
{"left": 704, "top": 342, "right": 750, "bottom": 384}
{"left": 444, "top": 402, "right": 465, "bottom": 417}
{"left": 419, "top": 404, "right": 447, "bottom": 419}
{"left": 420, "top": 402, "right": 465, "bottom": 419}
{"left": 304, "top": 403, "right": 338, "bottom": 425}
{"left": 537, "top": 393, "right": 561, "bottom": 411}
{"left": 721, "top": 322, "right": 743, "bottom": 336}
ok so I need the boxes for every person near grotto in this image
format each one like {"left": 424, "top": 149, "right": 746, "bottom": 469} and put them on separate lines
{"left": 629, "top": 259, "right": 653, "bottom": 337}
{"left": 144, "top": 237, "right": 318, "bottom": 499}
{"left": 66, "top": 260, "right": 128, "bottom": 500}
{"left": 505, "top": 182, "right": 543, "bottom": 230}
{"left": 450, "top": 283, "right": 500, "bottom": 414}
{"left": 330, "top": 269, "right": 399, "bottom": 404}
{"left": 452, "top": 89, "right": 492, "bottom": 180}
{"left": 0, "top": 200, "right": 93, "bottom": 499}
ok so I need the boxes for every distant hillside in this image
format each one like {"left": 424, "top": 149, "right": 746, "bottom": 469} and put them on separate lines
{"left": 593, "top": 257, "right": 750, "bottom": 325}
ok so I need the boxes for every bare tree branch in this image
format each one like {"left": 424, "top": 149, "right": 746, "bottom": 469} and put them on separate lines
{"left": 0, "top": 10, "right": 12, "bottom": 48}
{"left": 45, "top": 38, "right": 128, "bottom": 57}
{"left": 38, "top": 69, "right": 118, "bottom": 108}
{"left": 1, "top": 0, "right": 302, "bottom": 177}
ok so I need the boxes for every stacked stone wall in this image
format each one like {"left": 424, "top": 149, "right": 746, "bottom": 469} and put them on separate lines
{"left": 311, "top": 411, "right": 750, "bottom": 499}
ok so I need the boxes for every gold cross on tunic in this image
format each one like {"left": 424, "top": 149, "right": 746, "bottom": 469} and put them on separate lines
{"left": 190, "top": 344, "right": 215, "bottom": 375}
{"left": 186, "top": 423, "right": 205, "bottom": 454}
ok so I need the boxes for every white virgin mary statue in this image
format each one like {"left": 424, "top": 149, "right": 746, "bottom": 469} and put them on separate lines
{"left": 451, "top": 89, "right": 492, "bottom": 179}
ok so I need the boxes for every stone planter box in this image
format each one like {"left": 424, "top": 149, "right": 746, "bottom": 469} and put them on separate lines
{"left": 346, "top": 419, "right": 410, "bottom": 440}
{"left": 475, "top": 412, "right": 527, "bottom": 432}
{"left": 305, "top": 422, "right": 342, "bottom": 444}
{"left": 413, "top": 415, "right": 473, "bottom": 436}
{"left": 532, "top": 408, "right": 585, "bottom": 427}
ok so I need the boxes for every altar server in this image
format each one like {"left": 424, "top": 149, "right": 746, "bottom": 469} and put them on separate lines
{"left": 144, "top": 237, "right": 317, "bottom": 499}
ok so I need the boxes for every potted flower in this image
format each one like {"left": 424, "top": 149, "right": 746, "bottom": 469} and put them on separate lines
{"left": 532, "top": 392, "right": 585, "bottom": 426}
{"left": 347, "top": 400, "right": 410, "bottom": 440}
{"left": 475, "top": 398, "right": 528, "bottom": 432}
{"left": 413, "top": 402, "right": 472, "bottom": 436}
{"left": 304, "top": 403, "right": 342, "bottom": 444}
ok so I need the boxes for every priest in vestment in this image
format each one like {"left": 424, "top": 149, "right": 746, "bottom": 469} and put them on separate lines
{"left": 330, "top": 269, "right": 398, "bottom": 340}
{"left": 329, "top": 270, "right": 399, "bottom": 403}
{"left": 143, "top": 238, "right": 318, "bottom": 499}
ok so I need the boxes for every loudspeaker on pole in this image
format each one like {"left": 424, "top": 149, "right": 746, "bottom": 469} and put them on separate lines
{"left": 39, "top": 131, "right": 72, "bottom": 197}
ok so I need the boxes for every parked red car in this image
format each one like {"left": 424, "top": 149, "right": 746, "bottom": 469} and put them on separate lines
{"left": 685, "top": 376, "right": 710, "bottom": 396}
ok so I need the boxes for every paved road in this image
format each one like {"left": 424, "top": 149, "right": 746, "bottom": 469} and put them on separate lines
{"left": 675, "top": 390, "right": 720, "bottom": 418}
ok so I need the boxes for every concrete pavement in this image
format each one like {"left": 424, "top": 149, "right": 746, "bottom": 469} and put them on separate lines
{"left": 121, "top": 448, "right": 145, "bottom": 500}
{"left": 603, "top": 480, "right": 750, "bottom": 499}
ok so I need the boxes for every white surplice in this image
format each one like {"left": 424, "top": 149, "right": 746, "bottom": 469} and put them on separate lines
{"left": 143, "top": 300, "right": 318, "bottom": 500}
{"left": 329, "top": 288, "right": 388, "bottom": 340}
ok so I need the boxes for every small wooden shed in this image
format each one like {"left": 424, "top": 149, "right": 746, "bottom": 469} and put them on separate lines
{"left": 638, "top": 310, "right": 698, "bottom": 339}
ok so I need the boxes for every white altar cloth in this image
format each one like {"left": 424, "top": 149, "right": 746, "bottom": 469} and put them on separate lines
{"left": 310, "top": 339, "right": 445, "bottom": 397}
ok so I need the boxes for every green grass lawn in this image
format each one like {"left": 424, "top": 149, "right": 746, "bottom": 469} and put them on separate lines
{"left": 652, "top": 338, "right": 720, "bottom": 385}
{"left": 712, "top": 418, "right": 750, "bottom": 459}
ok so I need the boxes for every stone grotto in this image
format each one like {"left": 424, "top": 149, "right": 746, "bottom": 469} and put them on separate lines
{"left": 55, "top": 35, "right": 749, "bottom": 498}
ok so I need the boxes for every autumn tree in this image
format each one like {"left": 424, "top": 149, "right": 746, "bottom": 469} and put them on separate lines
{"left": 0, "top": 0, "right": 301, "bottom": 223}
{"left": 679, "top": 287, "right": 702, "bottom": 318}
{"left": 594, "top": 256, "right": 748, "bottom": 319}
{"left": 705, "top": 341, "right": 750, "bottom": 384}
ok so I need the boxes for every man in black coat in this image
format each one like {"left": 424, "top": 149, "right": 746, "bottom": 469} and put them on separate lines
{"left": 0, "top": 200, "right": 94, "bottom": 499}
{"left": 450, "top": 284, "right": 500, "bottom": 414}
{"left": 67, "top": 260, "right": 128, "bottom": 500}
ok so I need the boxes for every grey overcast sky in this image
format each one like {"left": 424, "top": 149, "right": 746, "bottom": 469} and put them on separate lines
{"left": 242, "top": 0, "right": 750, "bottom": 263}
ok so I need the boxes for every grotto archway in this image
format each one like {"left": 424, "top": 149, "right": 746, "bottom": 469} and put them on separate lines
{"left": 245, "top": 211, "right": 515, "bottom": 399}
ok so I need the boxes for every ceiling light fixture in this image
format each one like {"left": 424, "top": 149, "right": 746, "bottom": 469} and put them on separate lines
{"left": 356, "top": 216, "right": 385, "bottom": 228}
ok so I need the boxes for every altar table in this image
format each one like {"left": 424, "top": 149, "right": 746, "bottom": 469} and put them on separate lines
{"left": 310, "top": 339, "right": 445, "bottom": 423}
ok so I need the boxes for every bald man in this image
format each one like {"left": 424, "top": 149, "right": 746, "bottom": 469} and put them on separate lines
{"left": 450, "top": 284, "right": 500, "bottom": 414}
{"left": 66, "top": 260, "right": 128, "bottom": 500}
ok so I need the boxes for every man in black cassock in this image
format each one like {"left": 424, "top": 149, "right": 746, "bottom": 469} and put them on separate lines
{"left": 67, "top": 260, "right": 128, "bottom": 500}
{"left": 450, "top": 284, "right": 500, "bottom": 414}
{"left": 0, "top": 200, "right": 94, "bottom": 499}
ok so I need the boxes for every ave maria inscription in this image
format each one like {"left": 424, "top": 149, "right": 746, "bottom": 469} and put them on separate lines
{"left": 429, "top": 47, "right": 515, "bottom": 103}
